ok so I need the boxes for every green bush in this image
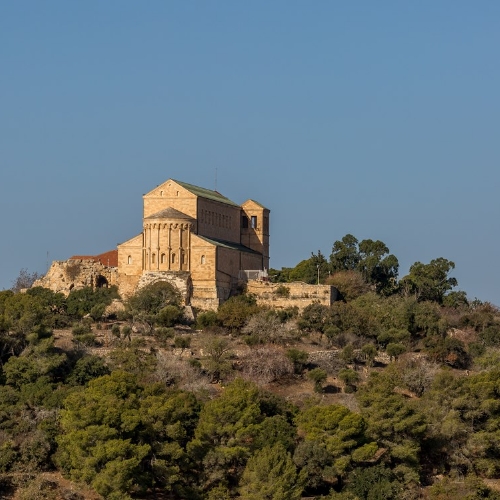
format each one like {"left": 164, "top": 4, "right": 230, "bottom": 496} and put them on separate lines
{"left": 73, "top": 333, "right": 97, "bottom": 347}
{"left": 286, "top": 348, "right": 309, "bottom": 374}
{"left": 196, "top": 310, "right": 218, "bottom": 329}
{"left": 274, "top": 285, "right": 291, "bottom": 298}
{"left": 121, "top": 325, "right": 132, "bottom": 340}
{"left": 154, "top": 327, "right": 175, "bottom": 343}
{"left": 174, "top": 336, "right": 191, "bottom": 349}
{"left": 111, "top": 324, "right": 121, "bottom": 339}
{"left": 157, "top": 305, "right": 183, "bottom": 327}
{"left": 308, "top": 367, "right": 327, "bottom": 392}
{"left": 217, "top": 294, "right": 259, "bottom": 331}
{"left": 72, "top": 322, "right": 92, "bottom": 337}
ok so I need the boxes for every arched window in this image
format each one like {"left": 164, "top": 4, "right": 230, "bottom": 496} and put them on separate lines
{"left": 201, "top": 255, "right": 206, "bottom": 264}
{"left": 171, "top": 253, "right": 176, "bottom": 264}
{"left": 161, "top": 253, "right": 166, "bottom": 264}
{"left": 152, "top": 253, "right": 156, "bottom": 264}
{"left": 127, "top": 255, "right": 132, "bottom": 264}
{"left": 183, "top": 254, "right": 187, "bottom": 264}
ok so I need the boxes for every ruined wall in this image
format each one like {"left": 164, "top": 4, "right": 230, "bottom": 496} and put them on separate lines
{"left": 246, "top": 281, "right": 339, "bottom": 311}
{"left": 33, "top": 259, "right": 119, "bottom": 296}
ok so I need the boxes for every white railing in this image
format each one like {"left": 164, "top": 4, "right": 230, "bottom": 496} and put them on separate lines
{"left": 238, "top": 269, "right": 269, "bottom": 281}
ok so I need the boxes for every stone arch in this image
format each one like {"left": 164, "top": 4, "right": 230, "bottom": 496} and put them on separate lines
{"left": 95, "top": 275, "right": 109, "bottom": 288}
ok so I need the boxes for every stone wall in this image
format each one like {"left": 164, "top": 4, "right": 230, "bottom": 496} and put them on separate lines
{"left": 33, "top": 259, "right": 119, "bottom": 296}
{"left": 246, "top": 280, "right": 339, "bottom": 311}
{"left": 136, "top": 271, "right": 192, "bottom": 305}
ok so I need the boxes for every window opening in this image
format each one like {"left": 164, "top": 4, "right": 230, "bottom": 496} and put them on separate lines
{"left": 251, "top": 216, "right": 257, "bottom": 229}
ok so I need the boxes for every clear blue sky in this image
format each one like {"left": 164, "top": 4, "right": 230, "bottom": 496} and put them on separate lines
{"left": 1, "top": 1, "right": 499, "bottom": 305}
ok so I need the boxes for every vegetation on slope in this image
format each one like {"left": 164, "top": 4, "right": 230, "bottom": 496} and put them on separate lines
{"left": 1, "top": 236, "right": 500, "bottom": 499}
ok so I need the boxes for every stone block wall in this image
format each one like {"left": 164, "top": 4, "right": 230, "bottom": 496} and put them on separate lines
{"left": 246, "top": 281, "right": 339, "bottom": 311}
{"left": 136, "top": 271, "right": 192, "bottom": 305}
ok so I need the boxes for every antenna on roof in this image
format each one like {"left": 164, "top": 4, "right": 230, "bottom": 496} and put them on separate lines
{"left": 214, "top": 167, "right": 218, "bottom": 192}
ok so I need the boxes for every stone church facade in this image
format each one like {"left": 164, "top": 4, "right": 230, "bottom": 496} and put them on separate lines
{"left": 35, "top": 179, "right": 270, "bottom": 309}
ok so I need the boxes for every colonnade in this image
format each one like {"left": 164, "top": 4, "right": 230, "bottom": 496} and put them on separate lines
{"left": 142, "top": 222, "right": 193, "bottom": 272}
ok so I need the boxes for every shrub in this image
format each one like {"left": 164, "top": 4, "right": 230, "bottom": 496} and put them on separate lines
{"left": 386, "top": 342, "right": 407, "bottom": 361}
{"left": 308, "top": 367, "right": 327, "bottom": 392}
{"left": 121, "top": 325, "right": 132, "bottom": 341}
{"left": 240, "top": 346, "right": 294, "bottom": 385}
{"left": 242, "top": 310, "right": 284, "bottom": 344}
{"left": 298, "top": 302, "right": 332, "bottom": 333}
{"left": 89, "top": 303, "right": 106, "bottom": 322}
{"left": 157, "top": 305, "right": 183, "bottom": 327}
{"left": 196, "top": 310, "right": 218, "bottom": 329}
{"left": 72, "top": 322, "right": 92, "bottom": 337}
{"left": 326, "top": 270, "right": 370, "bottom": 301}
{"left": 154, "top": 327, "right": 175, "bottom": 344}
{"left": 274, "top": 285, "right": 291, "bottom": 298}
{"left": 338, "top": 368, "right": 360, "bottom": 392}
{"left": 217, "top": 294, "right": 259, "bottom": 331}
{"left": 73, "top": 333, "right": 97, "bottom": 347}
{"left": 286, "top": 348, "right": 309, "bottom": 374}
{"left": 174, "top": 336, "right": 191, "bottom": 349}
{"left": 276, "top": 306, "right": 299, "bottom": 322}
{"left": 111, "top": 324, "right": 121, "bottom": 339}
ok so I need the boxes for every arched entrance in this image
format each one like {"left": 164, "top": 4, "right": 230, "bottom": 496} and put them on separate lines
{"left": 95, "top": 275, "right": 109, "bottom": 288}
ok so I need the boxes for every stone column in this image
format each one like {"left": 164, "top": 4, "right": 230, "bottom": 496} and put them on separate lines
{"left": 168, "top": 224, "right": 172, "bottom": 270}
{"left": 186, "top": 223, "right": 191, "bottom": 271}
{"left": 178, "top": 225, "right": 182, "bottom": 271}
{"left": 142, "top": 228, "right": 146, "bottom": 271}
{"left": 157, "top": 224, "right": 160, "bottom": 270}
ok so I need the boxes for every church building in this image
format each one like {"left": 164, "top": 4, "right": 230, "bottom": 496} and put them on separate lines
{"left": 34, "top": 179, "right": 269, "bottom": 309}
{"left": 116, "top": 179, "right": 270, "bottom": 308}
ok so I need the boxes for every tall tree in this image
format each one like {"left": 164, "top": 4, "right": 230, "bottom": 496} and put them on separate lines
{"left": 329, "top": 235, "right": 399, "bottom": 294}
{"left": 330, "top": 234, "right": 360, "bottom": 273}
{"left": 400, "top": 258, "right": 458, "bottom": 303}
{"left": 357, "top": 239, "right": 399, "bottom": 294}
{"left": 289, "top": 251, "right": 329, "bottom": 284}
{"left": 239, "top": 443, "right": 304, "bottom": 500}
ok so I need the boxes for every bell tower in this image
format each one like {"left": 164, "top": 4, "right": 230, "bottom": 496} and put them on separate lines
{"left": 240, "top": 200, "right": 270, "bottom": 270}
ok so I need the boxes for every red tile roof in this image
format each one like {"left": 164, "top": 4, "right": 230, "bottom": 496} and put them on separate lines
{"left": 70, "top": 249, "right": 118, "bottom": 267}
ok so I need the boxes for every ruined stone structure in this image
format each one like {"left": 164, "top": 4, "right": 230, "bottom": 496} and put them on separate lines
{"left": 36, "top": 179, "right": 270, "bottom": 309}
{"left": 33, "top": 251, "right": 119, "bottom": 295}
{"left": 246, "top": 281, "right": 339, "bottom": 311}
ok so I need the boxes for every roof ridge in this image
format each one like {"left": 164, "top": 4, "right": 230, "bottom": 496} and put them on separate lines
{"left": 173, "top": 179, "right": 240, "bottom": 207}
{"left": 146, "top": 207, "right": 194, "bottom": 220}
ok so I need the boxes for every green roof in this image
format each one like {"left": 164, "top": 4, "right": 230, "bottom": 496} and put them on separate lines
{"left": 197, "top": 235, "right": 260, "bottom": 254}
{"left": 174, "top": 180, "right": 240, "bottom": 207}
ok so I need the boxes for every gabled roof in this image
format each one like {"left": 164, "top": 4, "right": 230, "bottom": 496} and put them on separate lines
{"left": 197, "top": 235, "right": 261, "bottom": 254}
{"left": 242, "top": 199, "right": 269, "bottom": 210}
{"left": 173, "top": 179, "right": 240, "bottom": 207}
{"left": 145, "top": 207, "right": 195, "bottom": 220}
